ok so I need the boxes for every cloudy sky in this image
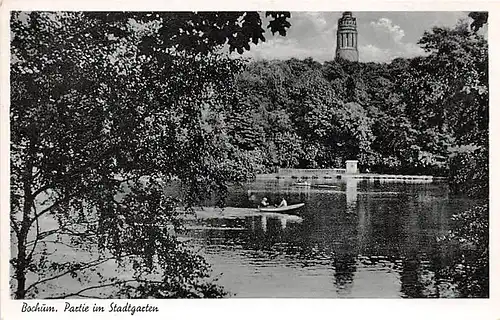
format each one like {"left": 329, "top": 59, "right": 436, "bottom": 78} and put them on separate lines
{"left": 238, "top": 11, "right": 472, "bottom": 63}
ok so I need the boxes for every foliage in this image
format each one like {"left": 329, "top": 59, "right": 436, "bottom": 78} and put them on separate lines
{"left": 228, "top": 16, "right": 487, "bottom": 178}
{"left": 438, "top": 203, "right": 488, "bottom": 297}
{"left": 10, "top": 11, "right": 291, "bottom": 299}
{"left": 449, "top": 146, "right": 488, "bottom": 199}
{"left": 86, "top": 11, "right": 291, "bottom": 55}
{"left": 469, "top": 12, "right": 488, "bottom": 32}
{"left": 422, "top": 14, "right": 488, "bottom": 298}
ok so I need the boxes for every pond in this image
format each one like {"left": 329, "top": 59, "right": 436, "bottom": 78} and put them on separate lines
{"left": 180, "top": 178, "right": 479, "bottom": 298}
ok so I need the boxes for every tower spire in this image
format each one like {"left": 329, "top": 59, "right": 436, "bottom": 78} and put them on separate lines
{"left": 335, "top": 11, "right": 359, "bottom": 62}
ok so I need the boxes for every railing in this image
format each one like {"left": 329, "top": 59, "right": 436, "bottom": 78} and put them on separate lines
{"left": 278, "top": 168, "right": 347, "bottom": 175}
{"left": 263, "top": 169, "right": 447, "bottom": 183}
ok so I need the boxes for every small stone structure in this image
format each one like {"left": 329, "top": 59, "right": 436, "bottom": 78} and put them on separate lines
{"left": 345, "top": 160, "right": 359, "bottom": 174}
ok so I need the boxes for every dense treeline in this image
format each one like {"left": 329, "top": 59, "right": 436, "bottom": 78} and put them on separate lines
{"left": 224, "top": 17, "right": 489, "bottom": 297}
{"left": 227, "top": 20, "right": 488, "bottom": 188}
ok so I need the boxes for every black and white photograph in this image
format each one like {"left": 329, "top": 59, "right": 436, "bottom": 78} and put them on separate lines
{"left": 1, "top": 3, "right": 496, "bottom": 319}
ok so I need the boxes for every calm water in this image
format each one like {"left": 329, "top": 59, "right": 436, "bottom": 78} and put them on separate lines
{"left": 181, "top": 178, "right": 478, "bottom": 298}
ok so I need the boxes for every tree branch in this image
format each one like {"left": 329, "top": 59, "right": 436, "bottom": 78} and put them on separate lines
{"left": 32, "top": 184, "right": 55, "bottom": 200}
{"left": 25, "top": 217, "right": 98, "bottom": 250}
{"left": 73, "top": 293, "right": 104, "bottom": 299}
{"left": 25, "top": 228, "right": 60, "bottom": 246}
{"left": 111, "top": 174, "right": 143, "bottom": 184}
{"left": 28, "top": 192, "right": 75, "bottom": 227}
{"left": 10, "top": 215, "right": 20, "bottom": 237}
{"left": 58, "top": 229, "right": 97, "bottom": 238}
{"left": 38, "top": 240, "right": 82, "bottom": 250}
{"left": 27, "top": 208, "right": 41, "bottom": 262}
{"left": 25, "top": 254, "right": 135, "bottom": 294}
{"left": 46, "top": 279, "right": 165, "bottom": 299}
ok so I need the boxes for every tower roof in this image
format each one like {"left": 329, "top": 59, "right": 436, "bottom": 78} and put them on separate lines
{"left": 338, "top": 11, "right": 357, "bottom": 29}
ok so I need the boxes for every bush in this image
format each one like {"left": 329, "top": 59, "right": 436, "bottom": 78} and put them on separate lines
{"left": 438, "top": 203, "right": 488, "bottom": 297}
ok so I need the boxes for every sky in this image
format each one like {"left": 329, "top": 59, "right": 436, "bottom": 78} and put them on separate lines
{"left": 238, "top": 11, "right": 472, "bottom": 63}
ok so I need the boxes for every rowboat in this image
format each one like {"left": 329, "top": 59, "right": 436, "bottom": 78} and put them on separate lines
{"left": 311, "top": 184, "right": 340, "bottom": 189}
{"left": 258, "top": 203, "right": 305, "bottom": 213}
{"left": 293, "top": 181, "right": 311, "bottom": 187}
{"left": 178, "top": 206, "right": 304, "bottom": 223}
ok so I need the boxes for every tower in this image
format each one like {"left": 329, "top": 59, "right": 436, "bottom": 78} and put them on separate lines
{"left": 336, "top": 11, "right": 359, "bottom": 62}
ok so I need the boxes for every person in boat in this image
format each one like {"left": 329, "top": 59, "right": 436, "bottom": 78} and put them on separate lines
{"left": 260, "top": 197, "right": 270, "bottom": 208}
{"left": 248, "top": 191, "right": 256, "bottom": 202}
{"left": 277, "top": 197, "right": 288, "bottom": 208}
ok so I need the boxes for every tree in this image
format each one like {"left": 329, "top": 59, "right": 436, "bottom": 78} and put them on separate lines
{"left": 432, "top": 13, "right": 489, "bottom": 297}
{"left": 216, "top": 13, "right": 487, "bottom": 180}
{"left": 10, "top": 11, "right": 291, "bottom": 299}
{"left": 87, "top": 11, "right": 291, "bottom": 55}
{"left": 390, "top": 19, "right": 487, "bottom": 176}
{"left": 437, "top": 203, "right": 488, "bottom": 297}
{"left": 469, "top": 12, "right": 488, "bottom": 32}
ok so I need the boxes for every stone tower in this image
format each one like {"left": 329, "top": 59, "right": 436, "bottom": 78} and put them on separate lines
{"left": 336, "top": 11, "right": 359, "bottom": 62}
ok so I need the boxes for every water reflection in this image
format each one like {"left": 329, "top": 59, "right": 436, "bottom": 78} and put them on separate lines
{"left": 333, "top": 253, "right": 357, "bottom": 296}
{"left": 400, "top": 253, "right": 425, "bottom": 298}
{"left": 182, "top": 178, "right": 478, "bottom": 298}
{"left": 261, "top": 215, "right": 267, "bottom": 232}
{"left": 346, "top": 178, "right": 358, "bottom": 206}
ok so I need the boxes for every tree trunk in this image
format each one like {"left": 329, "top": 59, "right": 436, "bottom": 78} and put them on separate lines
{"left": 15, "top": 224, "right": 28, "bottom": 299}
{"left": 15, "top": 187, "right": 32, "bottom": 299}
{"left": 15, "top": 138, "right": 35, "bottom": 299}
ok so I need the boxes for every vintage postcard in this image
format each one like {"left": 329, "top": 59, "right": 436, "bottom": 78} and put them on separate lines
{"left": 1, "top": 1, "right": 498, "bottom": 320}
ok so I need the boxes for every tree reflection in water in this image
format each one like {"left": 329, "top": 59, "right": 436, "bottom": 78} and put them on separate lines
{"left": 182, "top": 179, "right": 483, "bottom": 298}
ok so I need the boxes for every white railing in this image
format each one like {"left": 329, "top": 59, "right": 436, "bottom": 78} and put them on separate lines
{"left": 278, "top": 168, "right": 347, "bottom": 176}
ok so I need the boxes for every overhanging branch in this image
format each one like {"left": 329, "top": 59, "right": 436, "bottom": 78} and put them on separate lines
{"left": 46, "top": 278, "right": 165, "bottom": 299}
{"left": 10, "top": 215, "right": 20, "bottom": 237}
{"left": 25, "top": 253, "right": 135, "bottom": 295}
